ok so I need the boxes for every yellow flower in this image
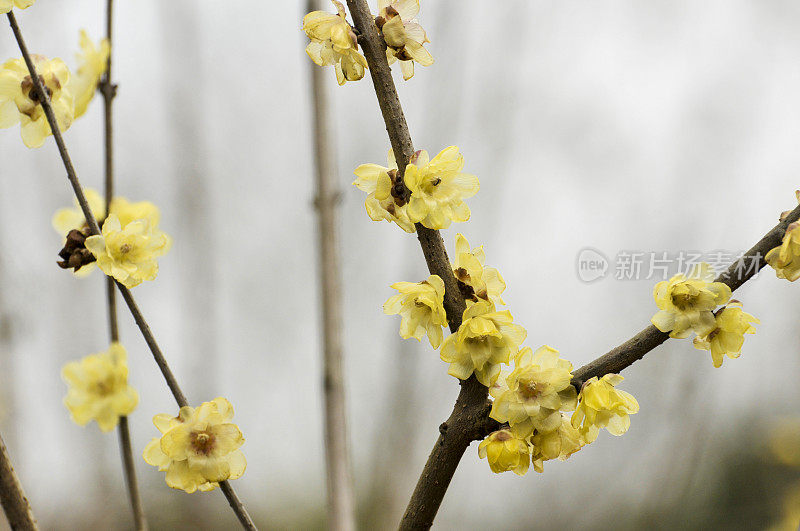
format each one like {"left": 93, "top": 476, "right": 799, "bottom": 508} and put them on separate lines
{"left": 109, "top": 196, "right": 162, "bottom": 229}
{"left": 142, "top": 397, "right": 246, "bottom": 493}
{"left": 70, "top": 30, "right": 109, "bottom": 119}
{"left": 383, "top": 275, "right": 448, "bottom": 348}
{"left": 303, "top": 0, "right": 368, "bottom": 85}
{"left": 440, "top": 300, "right": 526, "bottom": 386}
{"left": 353, "top": 149, "right": 415, "bottom": 232}
{"left": 490, "top": 346, "right": 577, "bottom": 436}
{"left": 530, "top": 414, "right": 584, "bottom": 473}
{"left": 0, "top": 0, "right": 35, "bottom": 14}
{"left": 692, "top": 301, "right": 758, "bottom": 368}
{"left": 766, "top": 221, "right": 800, "bottom": 282}
{"left": 61, "top": 342, "right": 138, "bottom": 432}
{"left": 452, "top": 233, "right": 506, "bottom": 305}
{"left": 376, "top": 0, "right": 433, "bottom": 80}
{"left": 52, "top": 188, "right": 106, "bottom": 236}
{"left": 85, "top": 213, "right": 171, "bottom": 288}
{"left": 571, "top": 374, "right": 639, "bottom": 443}
{"left": 478, "top": 429, "right": 530, "bottom": 476}
{"left": 403, "top": 146, "right": 479, "bottom": 230}
{"left": 0, "top": 55, "right": 74, "bottom": 148}
{"left": 650, "top": 262, "right": 731, "bottom": 338}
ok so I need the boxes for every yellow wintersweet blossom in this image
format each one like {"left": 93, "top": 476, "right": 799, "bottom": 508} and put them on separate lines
{"left": 530, "top": 414, "right": 584, "bottom": 473}
{"left": 0, "top": 55, "right": 74, "bottom": 148}
{"left": 692, "top": 301, "right": 758, "bottom": 368}
{"left": 478, "top": 428, "right": 530, "bottom": 476}
{"left": 440, "top": 300, "right": 526, "bottom": 386}
{"left": 85, "top": 213, "right": 171, "bottom": 288}
{"left": 303, "top": 0, "right": 368, "bottom": 85}
{"left": 143, "top": 397, "right": 246, "bottom": 493}
{"left": 650, "top": 262, "right": 731, "bottom": 338}
{"left": 383, "top": 274, "right": 448, "bottom": 348}
{"left": 353, "top": 150, "right": 415, "bottom": 232}
{"left": 61, "top": 342, "right": 138, "bottom": 432}
{"left": 0, "top": 0, "right": 35, "bottom": 14}
{"left": 452, "top": 233, "right": 506, "bottom": 305}
{"left": 404, "top": 146, "right": 479, "bottom": 230}
{"left": 490, "top": 346, "right": 577, "bottom": 436}
{"left": 571, "top": 374, "right": 638, "bottom": 443}
{"left": 766, "top": 221, "right": 800, "bottom": 282}
{"left": 376, "top": 0, "right": 433, "bottom": 80}
{"left": 70, "top": 30, "right": 109, "bottom": 119}
{"left": 52, "top": 188, "right": 106, "bottom": 237}
{"left": 110, "top": 196, "right": 162, "bottom": 228}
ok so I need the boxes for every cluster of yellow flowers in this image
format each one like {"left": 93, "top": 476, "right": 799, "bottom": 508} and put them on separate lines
{"left": 0, "top": 30, "right": 108, "bottom": 147}
{"left": 650, "top": 262, "right": 759, "bottom": 368}
{"left": 381, "top": 228, "right": 639, "bottom": 475}
{"left": 303, "top": 0, "right": 432, "bottom": 85}
{"left": 52, "top": 189, "right": 172, "bottom": 288}
{"left": 353, "top": 147, "right": 479, "bottom": 231}
{"left": 62, "top": 343, "right": 247, "bottom": 492}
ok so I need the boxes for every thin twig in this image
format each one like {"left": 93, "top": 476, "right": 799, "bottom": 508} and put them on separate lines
{"left": 570, "top": 202, "right": 800, "bottom": 384}
{"left": 306, "top": 0, "right": 356, "bottom": 528}
{"left": 97, "top": 2, "right": 146, "bottom": 528}
{"left": 5, "top": 12, "right": 256, "bottom": 529}
{"left": 0, "top": 431, "right": 37, "bottom": 530}
{"left": 342, "top": 2, "right": 483, "bottom": 529}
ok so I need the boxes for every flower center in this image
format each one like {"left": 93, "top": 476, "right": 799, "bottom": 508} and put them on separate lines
{"left": 671, "top": 292, "right": 695, "bottom": 311}
{"left": 495, "top": 430, "right": 512, "bottom": 442}
{"left": 21, "top": 75, "right": 53, "bottom": 105}
{"left": 190, "top": 430, "right": 216, "bottom": 456}
{"left": 519, "top": 382, "right": 541, "bottom": 400}
{"left": 119, "top": 243, "right": 132, "bottom": 254}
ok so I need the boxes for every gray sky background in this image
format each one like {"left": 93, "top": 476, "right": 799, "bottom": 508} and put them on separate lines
{"left": 1, "top": 1, "right": 799, "bottom": 528}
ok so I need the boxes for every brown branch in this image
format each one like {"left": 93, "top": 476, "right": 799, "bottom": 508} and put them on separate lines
{"left": 342, "top": 1, "right": 484, "bottom": 529}
{"left": 470, "top": 202, "right": 800, "bottom": 442}
{"left": 5, "top": 12, "right": 256, "bottom": 530}
{"left": 306, "top": 0, "right": 356, "bottom": 528}
{"left": 571, "top": 202, "right": 800, "bottom": 384}
{"left": 0, "top": 431, "right": 37, "bottom": 530}
{"left": 97, "top": 3, "right": 146, "bottom": 528}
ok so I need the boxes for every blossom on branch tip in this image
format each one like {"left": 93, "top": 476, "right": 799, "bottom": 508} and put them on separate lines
{"left": 0, "top": 0, "right": 35, "bottom": 14}
{"left": 0, "top": 55, "right": 74, "bottom": 148}
{"left": 452, "top": 233, "right": 506, "bottom": 305}
{"left": 61, "top": 342, "right": 138, "bottom": 432}
{"left": 530, "top": 414, "right": 584, "bottom": 473}
{"left": 353, "top": 150, "right": 415, "bottom": 232}
{"left": 376, "top": 0, "right": 433, "bottom": 80}
{"left": 403, "top": 146, "right": 479, "bottom": 230}
{"left": 70, "top": 30, "right": 109, "bottom": 119}
{"left": 571, "top": 374, "right": 638, "bottom": 443}
{"left": 692, "top": 301, "right": 758, "bottom": 368}
{"left": 143, "top": 397, "right": 246, "bottom": 493}
{"left": 303, "top": 0, "right": 368, "bottom": 85}
{"left": 383, "top": 274, "right": 448, "bottom": 348}
{"left": 490, "top": 346, "right": 577, "bottom": 436}
{"left": 478, "top": 428, "right": 530, "bottom": 475}
{"left": 766, "top": 220, "right": 800, "bottom": 282}
{"left": 440, "top": 300, "right": 526, "bottom": 386}
{"left": 85, "top": 213, "right": 171, "bottom": 288}
{"left": 650, "top": 262, "right": 731, "bottom": 338}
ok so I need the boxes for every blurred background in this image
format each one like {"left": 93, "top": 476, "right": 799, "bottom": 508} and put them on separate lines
{"left": 1, "top": 0, "right": 800, "bottom": 529}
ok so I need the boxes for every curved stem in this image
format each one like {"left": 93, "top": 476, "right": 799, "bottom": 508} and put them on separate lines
{"left": 5, "top": 12, "right": 256, "bottom": 529}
